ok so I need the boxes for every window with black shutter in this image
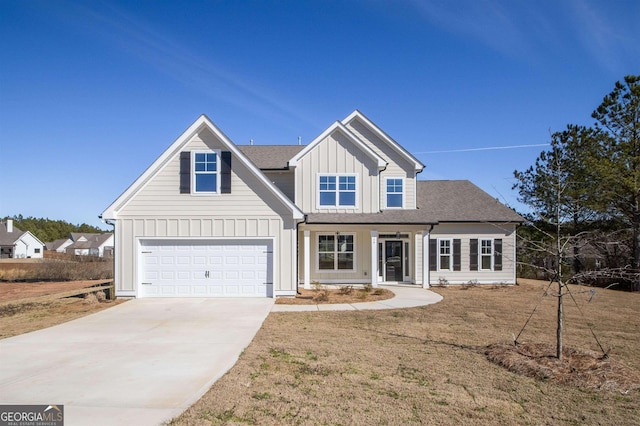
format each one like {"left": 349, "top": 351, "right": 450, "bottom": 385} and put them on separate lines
{"left": 453, "top": 239, "right": 461, "bottom": 271}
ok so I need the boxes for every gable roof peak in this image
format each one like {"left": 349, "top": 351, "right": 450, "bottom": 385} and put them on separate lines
{"left": 342, "top": 110, "right": 424, "bottom": 173}
{"left": 289, "top": 120, "right": 386, "bottom": 169}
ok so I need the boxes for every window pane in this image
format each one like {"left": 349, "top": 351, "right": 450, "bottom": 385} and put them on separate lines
{"left": 440, "top": 256, "right": 450, "bottom": 270}
{"left": 319, "top": 253, "right": 334, "bottom": 269}
{"left": 318, "top": 235, "right": 334, "bottom": 252}
{"left": 387, "top": 193, "right": 402, "bottom": 207}
{"left": 339, "top": 191, "right": 355, "bottom": 206}
{"left": 337, "top": 253, "right": 353, "bottom": 269}
{"left": 339, "top": 176, "right": 355, "bottom": 190}
{"left": 195, "top": 174, "right": 216, "bottom": 192}
{"left": 338, "top": 235, "right": 353, "bottom": 252}
{"left": 482, "top": 255, "right": 492, "bottom": 270}
{"left": 319, "top": 176, "right": 336, "bottom": 190}
{"left": 319, "top": 192, "right": 336, "bottom": 206}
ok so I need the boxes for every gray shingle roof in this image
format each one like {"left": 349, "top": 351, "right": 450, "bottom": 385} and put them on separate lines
{"left": 238, "top": 145, "right": 305, "bottom": 169}
{"left": 305, "top": 180, "right": 523, "bottom": 224}
{"left": 0, "top": 222, "right": 24, "bottom": 245}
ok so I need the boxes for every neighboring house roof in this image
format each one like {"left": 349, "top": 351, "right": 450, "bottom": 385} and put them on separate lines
{"left": 238, "top": 145, "right": 305, "bottom": 169}
{"left": 101, "top": 114, "right": 304, "bottom": 220}
{"left": 45, "top": 238, "right": 71, "bottom": 251}
{"left": 0, "top": 222, "right": 24, "bottom": 246}
{"left": 288, "top": 120, "right": 387, "bottom": 169}
{"left": 70, "top": 233, "right": 113, "bottom": 246}
{"left": 305, "top": 180, "right": 523, "bottom": 224}
{"left": 0, "top": 222, "right": 45, "bottom": 247}
{"left": 342, "top": 110, "right": 425, "bottom": 173}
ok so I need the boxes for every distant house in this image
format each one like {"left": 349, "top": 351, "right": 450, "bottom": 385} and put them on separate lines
{"left": 0, "top": 220, "right": 45, "bottom": 259}
{"left": 65, "top": 233, "right": 114, "bottom": 257}
{"left": 45, "top": 238, "right": 73, "bottom": 253}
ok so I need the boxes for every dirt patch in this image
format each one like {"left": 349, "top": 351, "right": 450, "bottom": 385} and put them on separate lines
{"left": 275, "top": 287, "right": 394, "bottom": 304}
{"left": 171, "top": 279, "right": 640, "bottom": 426}
{"left": 0, "top": 280, "right": 112, "bottom": 303}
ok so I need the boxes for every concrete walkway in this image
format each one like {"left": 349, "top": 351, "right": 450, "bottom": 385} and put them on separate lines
{"left": 271, "top": 285, "right": 443, "bottom": 312}
{"left": 0, "top": 298, "right": 274, "bottom": 426}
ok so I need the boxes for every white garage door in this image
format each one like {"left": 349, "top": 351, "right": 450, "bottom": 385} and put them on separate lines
{"left": 139, "top": 239, "right": 272, "bottom": 297}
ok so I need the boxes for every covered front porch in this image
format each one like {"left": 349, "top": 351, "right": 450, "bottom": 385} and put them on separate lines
{"left": 297, "top": 225, "right": 434, "bottom": 290}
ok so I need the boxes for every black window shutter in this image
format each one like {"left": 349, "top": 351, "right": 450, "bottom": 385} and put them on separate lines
{"left": 221, "top": 151, "right": 232, "bottom": 194}
{"left": 179, "top": 151, "right": 191, "bottom": 194}
{"left": 470, "top": 239, "right": 478, "bottom": 271}
{"left": 494, "top": 239, "right": 503, "bottom": 271}
{"left": 429, "top": 239, "right": 437, "bottom": 271}
{"left": 453, "top": 239, "right": 461, "bottom": 271}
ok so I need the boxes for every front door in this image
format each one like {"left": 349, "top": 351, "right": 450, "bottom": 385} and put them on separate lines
{"left": 384, "top": 240, "right": 404, "bottom": 282}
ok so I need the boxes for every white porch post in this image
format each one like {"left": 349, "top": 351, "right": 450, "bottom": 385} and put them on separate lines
{"left": 371, "top": 230, "right": 378, "bottom": 288}
{"left": 304, "top": 230, "right": 311, "bottom": 290}
{"left": 422, "top": 229, "right": 430, "bottom": 288}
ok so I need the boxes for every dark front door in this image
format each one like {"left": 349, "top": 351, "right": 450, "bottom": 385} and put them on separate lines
{"left": 384, "top": 240, "right": 404, "bottom": 281}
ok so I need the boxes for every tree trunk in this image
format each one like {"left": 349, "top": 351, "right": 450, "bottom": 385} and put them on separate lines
{"left": 556, "top": 280, "right": 563, "bottom": 360}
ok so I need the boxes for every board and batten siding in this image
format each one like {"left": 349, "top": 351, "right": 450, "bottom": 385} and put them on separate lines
{"left": 111, "top": 127, "right": 299, "bottom": 296}
{"left": 294, "top": 131, "right": 380, "bottom": 214}
{"left": 425, "top": 223, "right": 518, "bottom": 285}
{"left": 345, "top": 120, "right": 417, "bottom": 209}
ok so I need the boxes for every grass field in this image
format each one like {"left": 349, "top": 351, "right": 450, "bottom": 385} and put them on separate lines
{"left": 171, "top": 280, "right": 640, "bottom": 425}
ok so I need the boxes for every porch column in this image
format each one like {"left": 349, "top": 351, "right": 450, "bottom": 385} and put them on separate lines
{"left": 422, "top": 229, "right": 430, "bottom": 288}
{"left": 370, "top": 230, "right": 378, "bottom": 288}
{"left": 304, "top": 230, "right": 311, "bottom": 290}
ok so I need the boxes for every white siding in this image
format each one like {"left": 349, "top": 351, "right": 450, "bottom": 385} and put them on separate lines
{"left": 428, "top": 223, "right": 517, "bottom": 284}
{"left": 294, "top": 131, "right": 380, "bottom": 214}
{"left": 112, "top": 127, "right": 299, "bottom": 297}
{"left": 345, "top": 120, "right": 417, "bottom": 209}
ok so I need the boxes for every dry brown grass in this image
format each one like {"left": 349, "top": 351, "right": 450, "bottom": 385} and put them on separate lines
{"left": 0, "top": 297, "right": 124, "bottom": 339}
{"left": 171, "top": 279, "right": 640, "bottom": 426}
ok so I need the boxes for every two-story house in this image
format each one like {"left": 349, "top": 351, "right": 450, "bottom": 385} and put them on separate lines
{"left": 101, "top": 111, "right": 522, "bottom": 298}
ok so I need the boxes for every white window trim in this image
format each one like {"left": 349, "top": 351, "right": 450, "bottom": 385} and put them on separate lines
{"left": 479, "top": 238, "right": 494, "bottom": 271}
{"left": 192, "top": 149, "right": 221, "bottom": 195}
{"left": 315, "top": 233, "right": 357, "bottom": 273}
{"left": 438, "top": 238, "right": 453, "bottom": 272}
{"left": 384, "top": 176, "right": 404, "bottom": 209}
{"left": 316, "top": 173, "right": 358, "bottom": 209}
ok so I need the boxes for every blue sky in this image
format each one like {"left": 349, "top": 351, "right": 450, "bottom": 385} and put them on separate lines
{"left": 1, "top": 0, "right": 639, "bottom": 230}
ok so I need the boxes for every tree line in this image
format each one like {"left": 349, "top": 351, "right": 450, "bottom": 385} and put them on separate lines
{"left": 2, "top": 214, "right": 107, "bottom": 243}
{"left": 513, "top": 75, "right": 640, "bottom": 291}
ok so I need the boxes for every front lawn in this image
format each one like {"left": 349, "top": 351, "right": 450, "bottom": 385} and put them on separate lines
{"left": 171, "top": 280, "right": 640, "bottom": 425}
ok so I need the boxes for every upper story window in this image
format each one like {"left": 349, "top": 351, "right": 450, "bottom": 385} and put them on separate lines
{"left": 193, "top": 151, "right": 219, "bottom": 193}
{"left": 386, "top": 178, "right": 403, "bottom": 208}
{"left": 318, "top": 174, "right": 356, "bottom": 207}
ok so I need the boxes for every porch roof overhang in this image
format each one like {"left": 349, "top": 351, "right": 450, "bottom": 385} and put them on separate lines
{"left": 304, "top": 211, "right": 438, "bottom": 225}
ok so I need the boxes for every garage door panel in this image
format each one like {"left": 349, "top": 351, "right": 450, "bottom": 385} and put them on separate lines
{"left": 139, "top": 239, "right": 271, "bottom": 298}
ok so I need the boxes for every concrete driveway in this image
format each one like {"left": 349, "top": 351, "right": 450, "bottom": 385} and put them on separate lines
{"left": 0, "top": 298, "right": 274, "bottom": 426}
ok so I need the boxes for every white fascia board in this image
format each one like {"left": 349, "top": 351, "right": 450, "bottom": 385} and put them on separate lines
{"left": 289, "top": 121, "right": 386, "bottom": 169}
{"left": 342, "top": 110, "right": 425, "bottom": 173}
{"left": 101, "top": 114, "right": 304, "bottom": 220}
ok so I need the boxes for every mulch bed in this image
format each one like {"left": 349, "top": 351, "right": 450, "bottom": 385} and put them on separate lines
{"left": 486, "top": 342, "right": 640, "bottom": 393}
{"left": 275, "top": 287, "right": 395, "bottom": 305}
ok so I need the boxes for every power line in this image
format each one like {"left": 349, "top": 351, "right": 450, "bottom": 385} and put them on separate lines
{"left": 416, "top": 143, "right": 549, "bottom": 154}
